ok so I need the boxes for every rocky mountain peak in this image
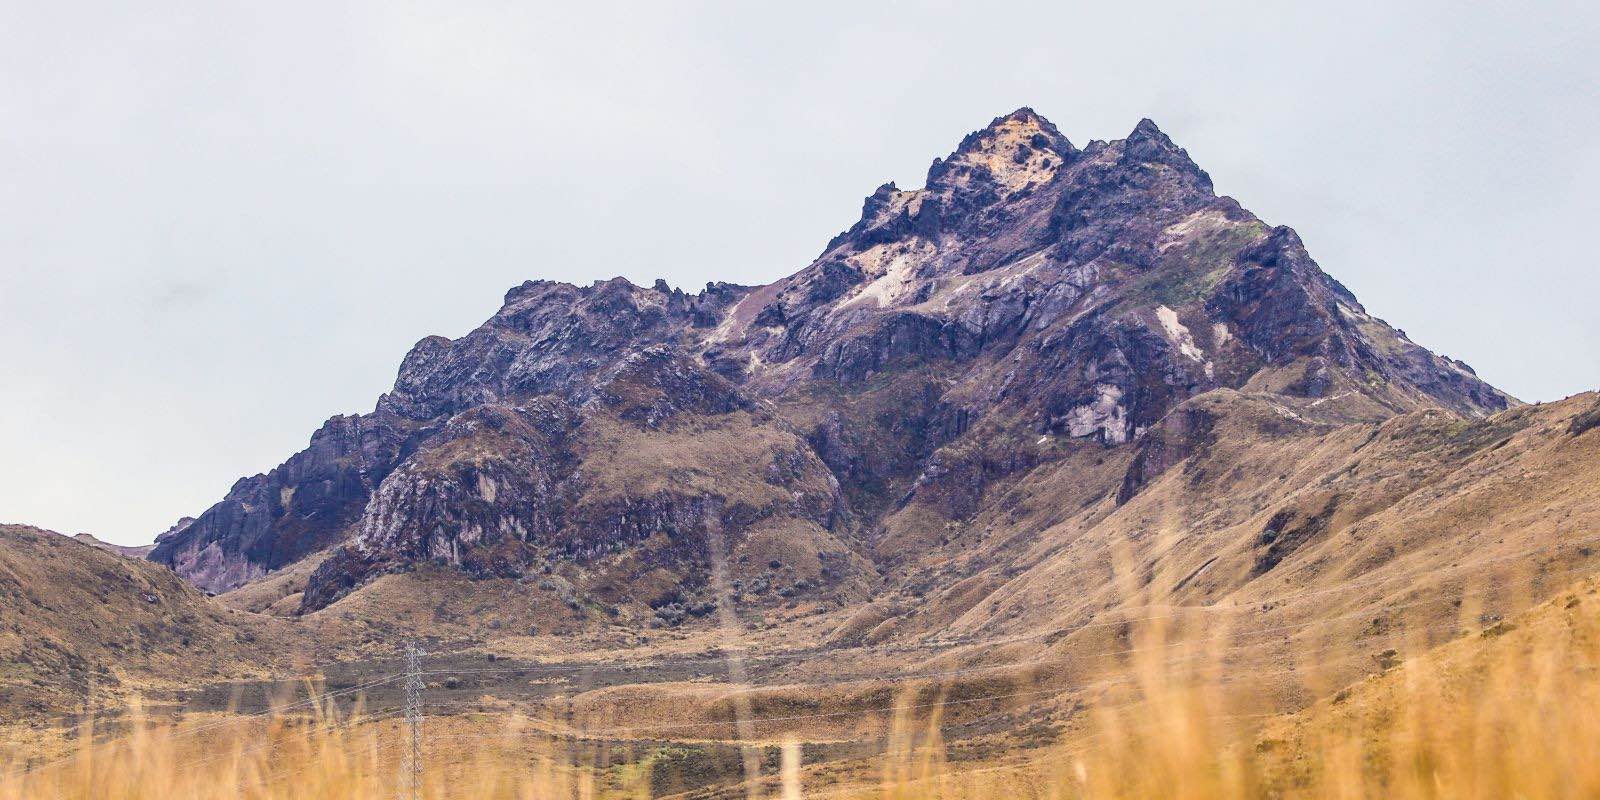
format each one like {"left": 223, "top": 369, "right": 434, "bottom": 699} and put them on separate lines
{"left": 932, "top": 107, "right": 1077, "bottom": 192}
{"left": 1118, "top": 117, "right": 1213, "bottom": 191}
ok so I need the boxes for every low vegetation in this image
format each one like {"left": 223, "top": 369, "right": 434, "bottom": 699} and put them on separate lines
{"left": 6, "top": 574, "right": 1596, "bottom": 799}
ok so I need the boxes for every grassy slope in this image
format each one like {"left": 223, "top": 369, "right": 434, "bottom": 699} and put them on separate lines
{"left": 470, "top": 391, "right": 1600, "bottom": 776}
{"left": 0, "top": 525, "right": 292, "bottom": 718}
{"left": 1252, "top": 571, "right": 1600, "bottom": 797}
{"left": 833, "top": 391, "right": 1600, "bottom": 702}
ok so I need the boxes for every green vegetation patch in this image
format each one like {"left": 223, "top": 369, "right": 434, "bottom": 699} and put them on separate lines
{"left": 1116, "top": 221, "right": 1266, "bottom": 310}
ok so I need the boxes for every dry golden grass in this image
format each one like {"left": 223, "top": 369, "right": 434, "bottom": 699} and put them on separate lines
{"left": 0, "top": 524, "right": 303, "bottom": 719}
{"left": 7, "top": 573, "right": 1597, "bottom": 799}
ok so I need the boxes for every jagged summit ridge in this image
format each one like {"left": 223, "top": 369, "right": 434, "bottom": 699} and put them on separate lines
{"left": 150, "top": 109, "right": 1513, "bottom": 611}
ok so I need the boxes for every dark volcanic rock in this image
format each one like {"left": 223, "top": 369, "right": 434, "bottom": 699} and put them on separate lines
{"left": 153, "top": 279, "right": 755, "bottom": 597}
{"left": 299, "top": 401, "right": 582, "bottom": 610}
{"left": 1116, "top": 400, "right": 1220, "bottom": 505}
{"left": 149, "top": 412, "right": 416, "bottom": 593}
{"left": 1571, "top": 399, "right": 1600, "bottom": 438}
{"left": 589, "top": 345, "right": 751, "bottom": 427}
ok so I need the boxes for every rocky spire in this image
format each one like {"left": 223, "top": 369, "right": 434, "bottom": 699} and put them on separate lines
{"left": 929, "top": 107, "right": 1077, "bottom": 192}
{"left": 956, "top": 107, "right": 1075, "bottom": 157}
{"left": 1119, "top": 118, "right": 1213, "bottom": 192}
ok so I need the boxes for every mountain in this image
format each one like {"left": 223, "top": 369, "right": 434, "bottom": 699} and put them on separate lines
{"left": 148, "top": 108, "right": 1514, "bottom": 624}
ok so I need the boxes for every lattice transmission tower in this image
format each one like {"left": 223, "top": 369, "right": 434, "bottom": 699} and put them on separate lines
{"left": 398, "top": 641, "right": 424, "bottom": 800}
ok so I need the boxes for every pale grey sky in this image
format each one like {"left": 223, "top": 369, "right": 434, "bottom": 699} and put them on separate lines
{"left": 3, "top": 1, "right": 1597, "bottom": 545}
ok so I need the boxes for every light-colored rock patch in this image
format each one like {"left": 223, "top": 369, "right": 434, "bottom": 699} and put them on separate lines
{"left": 848, "top": 251, "right": 920, "bottom": 309}
{"left": 1212, "top": 322, "right": 1232, "bottom": 347}
{"left": 1156, "top": 305, "right": 1206, "bottom": 364}
{"left": 1065, "top": 384, "right": 1132, "bottom": 444}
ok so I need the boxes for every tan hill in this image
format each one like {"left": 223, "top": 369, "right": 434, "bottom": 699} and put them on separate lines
{"left": 69, "top": 532, "right": 154, "bottom": 560}
{"left": 786, "top": 390, "right": 1600, "bottom": 706}
{"left": 463, "top": 391, "right": 1600, "bottom": 722}
{"left": 756, "top": 562, "right": 1600, "bottom": 799}
{"left": 1250, "top": 569, "right": 1600, "bottom": 797}
{"left": 487, "top": 390, "right": 1600, "bottom": 795}
{"left": 0, "top": 524, "right": 292, "bottom": 720}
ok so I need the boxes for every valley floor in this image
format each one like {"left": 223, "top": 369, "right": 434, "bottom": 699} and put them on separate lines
{"left": 5, "top": 570, "right": 1599, "bottom": 798}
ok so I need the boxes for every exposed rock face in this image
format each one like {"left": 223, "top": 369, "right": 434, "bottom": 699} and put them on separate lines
{"left": 299, "top": 342, "right": 853, "bottom": 613}
{"left": 149, "top": 412, "right": 416, "bottom": 593}
{"left": 705, "top": 107, "right": 1510, "bottom": 518}
{"left": 152, "top": 108, "right": 1514, "bottom": 610}
{"left": 1572, "top": 398, "right": 1600, "bottom": 437}
{"left": 1116, "top": 398, "right": 1221, "bottom": 506}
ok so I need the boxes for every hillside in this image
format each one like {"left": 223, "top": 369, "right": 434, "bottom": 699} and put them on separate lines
{"left": 878, "top": 387, "right": 1600, "bottom": 635}
{"left": 70, "top": 534, "right": 154, "bottom": 560}
{"left": 1253, "top": 568, "right": 1600, "bottom": 796}
{"left": 0, "top": 525, "right": 290, "bottom": 719}
{"left": 436, "top": 391, "right": 1600, "bottom": 746}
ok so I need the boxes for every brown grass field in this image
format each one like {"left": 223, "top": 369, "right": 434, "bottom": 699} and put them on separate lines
{"left": 5, "top": 571, "right": 1596, "bottom": 799}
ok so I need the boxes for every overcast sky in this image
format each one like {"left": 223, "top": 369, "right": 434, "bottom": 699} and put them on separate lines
{"left": 3, "top": 1, "right": 1597, "bottom": 545}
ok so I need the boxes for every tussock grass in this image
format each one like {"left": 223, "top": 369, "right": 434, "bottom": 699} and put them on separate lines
{"left": 847, "top": 578, "right": 1600, "bottom": 800}
{"left": 5, "top": 580, "right": 1598, "bottom": 799}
